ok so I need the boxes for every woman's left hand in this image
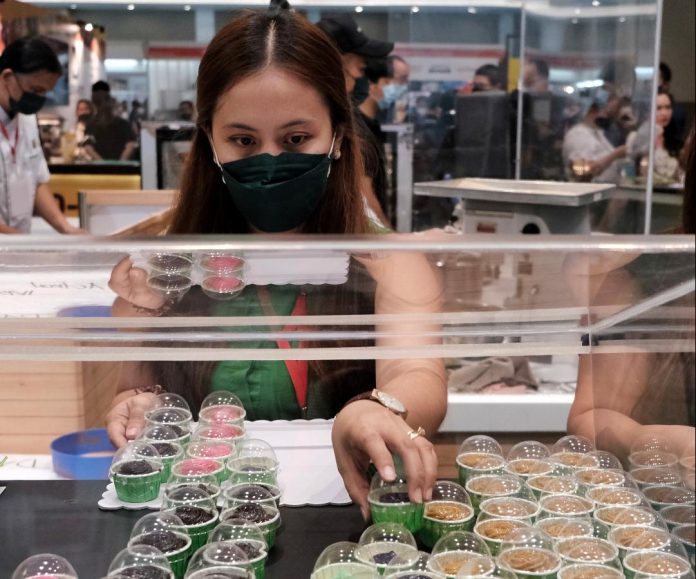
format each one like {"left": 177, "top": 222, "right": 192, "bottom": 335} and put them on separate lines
{"left": 332, "top": 399, "right": 438, "bottom": 520}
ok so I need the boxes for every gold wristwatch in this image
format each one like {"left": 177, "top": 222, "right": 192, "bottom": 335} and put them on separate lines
{"left": 344, "top": 389, "right": 408, "bottom": 419}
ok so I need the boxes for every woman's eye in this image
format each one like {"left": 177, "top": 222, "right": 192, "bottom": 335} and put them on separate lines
{"left": 231, "top": 136, "right": 255, "bottom": 147}
{"left": 286, "top": 134, "right": 308, "bottom": 146}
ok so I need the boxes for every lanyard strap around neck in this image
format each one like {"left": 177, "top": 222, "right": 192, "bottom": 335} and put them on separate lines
{"left": 0, "top": 121, "right": 19, "bottom": 164}
{"left": 257, "top": 287, "right": 309, "bottom": 410}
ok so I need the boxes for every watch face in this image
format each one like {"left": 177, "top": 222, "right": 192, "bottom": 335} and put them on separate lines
{"left": 375, "top": 391, "right": 407, "bottom": 414}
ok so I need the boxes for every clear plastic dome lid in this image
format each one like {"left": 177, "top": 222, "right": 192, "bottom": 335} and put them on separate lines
{"left": 151, "top": 393, "right": 192, "bottom": 417}
{"left": 209, "top": 519, "right": 267, "bottom": 548}
{"left": 220, "top": 501, "right": 279, "bottom": 527}
{"left": 459, "top": 570, "right": 517, "bottom": 579}
{"left": 429, "top": 538, "right": 495, "bottom": 576}
{"left": 630, "top": 467, "right": 683, "bottom": 487}
{"left": 223, "top": 484, "right": 276, "bottom": 508}
{"left": 465, "top": 474, "right": 524, "bottom": 498}
{"left": 431, "top": 481, "right": 472, "bottom": 505}
{"left": 234, "top": 439, "right": 278, "bottom": 463}
{"left": 197, "top": 252, "right": 245, "bottom": 273}
{"left": 539, "top": 493, "right": 594, "bottom": 516}
{"left": 199, "top": 392, "right": 246, "bottom": 423}
{"left": 139, "top": 425, "right": 180, "bottom": 443}
{"left": 556, "top": 537, "right": 619, "bottom": 564}
{"left": 479, "top": 497, "right": 540, "bottom": 520}
{"left": 171, "top": 457, "right": 224, "bottom": 478}
{"left": 166, "top": 476, "right": 220, "bottom": 500}
{"left": 609, "top": 525, "right": 673, "bottom": 552}
{"left": 575, "top": 468, "right": 626, "bottom": 488}
{"left": 594, "top": 505, "right": 659, "bottom": 527}
{"left": 145, "top": 407, "right": 192, "bottom": 427}
{"left": 368, "top": 472, "right": 410, "bottom": 505}
{"left": 629, "top": 450, "right": 680, "bottom": 469}
{"left": 557, "top": 561, "right": 624, "bottom": 579}
{"left": 507, "top": 441, "right": 550, "bottom": 461}
{"left": 130, "top": 511, "right": 187, "bottom": 539}
{"left": 193, "top": 424, "right": 246, "bottom": 443}
{"left": 552, "top": 435, "right": 595, "bottom": 456}
{"left": 110, "top": 441, "right": 162, "bottom": 476}
{"left": 161, "top": 484, "right": 216, "bottom": 511}
{"left": 457, "top": 435, "right": 503, "bottom": 457}
{"left": 312, "top": 541, "right": 359, "bottom": 569}
{"left": 474, "top": 515, "right": 532, "bottom": 544}
{"left": 187, "top": 440, "right": 236, "bottom": 461}
{"left": 587, "top": 451, "right": 623, "bottom": 470}
{"left": 358, "top": 523, "right": 417, "bottom": 549}
{"left": 499, "top": 527, "right": 555, "bottom": 553}
{"left": 630, "top": 435, "right": 673, "bottom": 455}
{"left": 527, "top": 475, "right": 578, "bottom": 495}
{"left": 534, "top": 516, "right": 594, "bottom": 540}
{"left": 587, "top": 485, "right": 645, "bottom": 507}
{"left": 107, "top": 544, "right": 173, "bottom": 578}
{"left": 184, "top": 570, "right": 253, "bottom": 579}
{"left": 643, "top": 486, "right": 696, "bottom": 506}
{"left": 431, "top": 531, "right": 491, "bottom": 557}
{"left": 185, "top": 542, "right": 250, "bottom": 575}
{"left": 624, "top": 550, "right": 692, "bottom": 578}
{"left": 660, "top": 505, "right": 696, "bottom": 527}
{"left": 11, "top": 554, "right": 77, "bottom": 579}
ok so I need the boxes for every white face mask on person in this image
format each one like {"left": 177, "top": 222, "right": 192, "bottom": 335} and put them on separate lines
{"left": 379, "top": 83, "right": 408, "bottom": 110}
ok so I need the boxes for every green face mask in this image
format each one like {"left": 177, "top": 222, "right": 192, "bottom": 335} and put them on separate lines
{"left": 214, "top": 135, "right": 336, "bottom": 233}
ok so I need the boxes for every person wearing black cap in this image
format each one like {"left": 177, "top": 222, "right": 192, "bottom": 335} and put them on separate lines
{"left": 318, "top": 14, "right": 393, "bottom": 225}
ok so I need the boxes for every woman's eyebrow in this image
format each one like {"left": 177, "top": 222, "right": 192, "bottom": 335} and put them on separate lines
{"left": 280, "top": 119, "right": 312, "bottom": 129}
{"left": 222, "top": 122, "right": 258, "bottom": 131}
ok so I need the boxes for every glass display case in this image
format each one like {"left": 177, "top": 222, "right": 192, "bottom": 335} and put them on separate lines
{"left": 0, "top": 233, "right": 692, "bottom": 457}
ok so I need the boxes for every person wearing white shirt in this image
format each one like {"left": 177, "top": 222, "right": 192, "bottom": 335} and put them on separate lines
{"left": 0, "top": 36, "right": 84, "bottom": 234}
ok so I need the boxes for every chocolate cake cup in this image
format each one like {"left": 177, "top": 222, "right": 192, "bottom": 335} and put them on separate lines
{"left": 113, "top": 564, "right": 174, "bottom": 578}
{"left": 310, "top": 562, "right": 379, "bottom": 579}
{"left": 557, "top": 563, "right": 624, "bottom": 579}
{"left": 220, "top": 505, "right": 281, "bottom": 549}
{"left": 497, "top": 547, "right": 562, "bottom": 579}
{"left": 418, "top": 501, "right": 474, "bottom": 548}
{"left": 112, "top": 467, "right": 162, "bottom": 503}
{"left": 182, "top": 512, "right": 220, "bottom": 552}
{"left": 367, "top": 492, "right": 424, "bottom": 533}
{"left": 130, "top": 533, "right": 192, "bottom": 579}
{"left": 622, "top": 551, "right": 692, "bottom": 579}
{"left": 473, "top": 518, "right": 531, "bottom": 556}
{"left": 426, "top": 551, "right": 496, "bottom": 579}
{"left": 456, "top": 453, "right": 506, "bottom": 486}
{"left": 354, "top": 542, "right": 420, "bottom": 575}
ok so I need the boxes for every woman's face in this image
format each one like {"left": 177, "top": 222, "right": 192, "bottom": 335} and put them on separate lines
{"left": 656, "top": 93, "right": 673, "bottom": 128}
{"left": 210, "top": 67, "right": 337, "bottom": 163}
{"left": 76, "top": 101, "right": 92, "bottom": 118}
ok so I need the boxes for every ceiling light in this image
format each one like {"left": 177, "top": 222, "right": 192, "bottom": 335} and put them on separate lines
{"left": 355, "top": 5, "right": 364, "bottom": 13}
{"left": 571, "top": 18, "right": 579, "bottom": 24}
{"left": 467, "top": 6, "right": 477, "bottom": 14}
{"left": 574, "top": 8, "right": 581, "bottom": 15}
{"left": 184, "top": 4, "right": 191, "bottom": 10}
{"left": 127, "top": 3, "right": 135, "bottom": 10}
{"left": 411, "top": 6, "right": 420, "bottom": 13}
{"left": 619, "top": 16, "right": 627, "bottom": 22}
{"left": 592, "top": 0, "right": 600, "bottom": 6}
{"left": 69, "top": 3, "right": 77, "bottom": 8}
{"left": 84, "top": 22, "right": 94, "bottom": 31}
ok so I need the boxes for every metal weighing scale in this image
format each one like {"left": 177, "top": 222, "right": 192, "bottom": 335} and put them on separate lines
{"left": 414, "top": 178, "right": 616, "bottom": 234}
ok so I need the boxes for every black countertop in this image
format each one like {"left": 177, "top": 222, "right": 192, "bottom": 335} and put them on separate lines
{"left": 0, "top": 480, "right": 364, "bottom": 578}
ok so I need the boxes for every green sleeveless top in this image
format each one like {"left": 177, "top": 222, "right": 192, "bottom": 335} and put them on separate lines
{"left": 210, "top": 217, "right": 388, "bottom": 420}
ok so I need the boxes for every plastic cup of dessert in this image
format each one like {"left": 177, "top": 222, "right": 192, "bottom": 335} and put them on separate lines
{"left": 209, "top": 518, "right": 269, "bottom": 575}
{"left": 642, "top": 485, "right": 696, "bottom": 510}
{"left": 557, "top": 562, "right": 624, "bottom": 579}
{"left": 629, "top": 467, "right": 683, "bottom": 489}
{"left": 144, "top": 408, "right": 192, "bottom": 443}
{"left": 201, "top": 275, "right": 246, "bottom": 301}
{"left": 186, "top": 440, "right": 237, "bottom": 483}
{"left": 496, "top": 546, "right": 562, "bottom": 579}
{"left": 139, "top": 424, "right": 186, "bottom": 484}
{"left": 11, "top": 554, "right": 78, "bottom": 579}
{"left": 147, "top": 272, "right": 193, "bottom": 302}
{"left": 193, "top": 423, "right": 246, "bottom": 445}
{"left": 197, "top": 253, "right": 245, "bottom": 275}
{"left": 107, "top": 544, "right": 174, "bottom": 579}
{"left": 674, "top": 524, "right": 695, "bottom": 568}
{"left": 534, "top": 516, "right": 595, "bottom": 542}
{"left": 556, "top": 536, "right": 620, "bottom": 566}
{"left": 538, "top": 494, "right": 594, "bottom": 519}
{"left": 505, "top": 441, "right": 554, "bottom": 479}
{"left": 226, "top": 439, "right": 279, "bottom": 487}
{"left": 311, "top": 541, "right": 380, "bottom": 579}
{"left": 147, "top": 253, "right": 194, "bottom": 276}
{"left": 353, "top": 523, "right": 420, "bottom": 574}
{"left": 171, "top": 457, "right": 226, "bottom": 486}
{"left": 479, "top": 496, "right": 540, "bottom": 522}
{"left": 455, "top": 435, "right": 505, "bottom": 485}
{"left": 550, "top": 435, "right": 597, "bottom": 474}
{"left": 161, "top": 487, "right": 220, "bottom": 552}
{"left": 593, "top": 506, "right": 659, "bottom": 536}
{"left": 128, "top": 512, "right": 193, "bottom": 579}
{"left": 608, "top": 525, "right": 673, "bottom": 561}
{"left": 198, "top": 392, "right": 247, "bottom": 426}
{"left": 220, "top": 501, "right": 281, "bottom": 549}
{"left": 473, "top": 516, "right": 532, "bottom": 556}
{"left": 368, "top": 472, "right": 425, "bottom": 533}
{"left": 223, "top": 483, "right": 282, "bottom": 508}
{"left": 465, "top": 474, "right": 524, "bottom": 512}
{"left": 419, "top": 481, "right": 475, "bottom": 548}
{"left": 527, "top": 475, "right": 579, "bottom": 500}
{"left": 628, "top": 450, "right": 680, "bottom": 470}
{"left": 110, "top": 441, "right": 164, "bottom": 503}
{"left": 184, "top": 542, "right": 251, "bottom": 579}
{"left": 426, "top": 531, "right": 495, "bottom": 579}
{"left": 679, "top": 455, "right": 695, "bottom": 490}
{"left": 575, "top": 468, "right": 626, "bottom": 488}
{"left": 587, "top": 486, "right": 644, "bottom": 508}
{"left": 623, "top": 550, "right": 693, "bottom": 579}
{"left": 660, "top": 505, "right": 696, "bottom": 530}
{"left": 150, "top": 393, "right": 193, "bottom": 419}
{"left": 167, "top": 475, "right": 221, "bottom": 504}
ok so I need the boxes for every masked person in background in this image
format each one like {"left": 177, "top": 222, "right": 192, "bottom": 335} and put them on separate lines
{"left": 106, "top": 5, "right": 446, "bottom": 517}
{"left": 379, "top": 55, "right": 411, "bottom": 124}
{"left": 0, "top": 37, "right": 84, "bottom": 235}
{"left": 318, "top": 14, "right": 392, "bottom": 225}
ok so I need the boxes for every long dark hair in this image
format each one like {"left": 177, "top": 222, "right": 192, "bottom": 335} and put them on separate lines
{"left": 658, "top": 89, "right": 683, "bottom": 158}
{"left": 169, "top": 9, "right": 368, "bottom": 235}
{"left": 0, "top": 36, "right": 61, "bottom": 75}
{"left": 148, "top": 9, "right": 376, "bottom": 416}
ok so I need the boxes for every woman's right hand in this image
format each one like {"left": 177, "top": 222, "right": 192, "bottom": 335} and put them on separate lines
{"left": 108, "top": 256, "right": 166, "bottom": 310}
{"left": 106, "top": 391, "right": 157, "bottom": 448}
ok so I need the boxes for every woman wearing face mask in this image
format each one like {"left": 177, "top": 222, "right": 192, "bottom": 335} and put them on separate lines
{"left": 106, "top": 6, "right": 446, "bottom": 518}
{"left": 0, "top": 37, "right": 84, "bottom": 234}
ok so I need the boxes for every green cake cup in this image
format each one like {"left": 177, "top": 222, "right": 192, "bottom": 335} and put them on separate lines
{"left": 456, "top": 452, "right": 507, "bottom": 486}
{"left": 497, "top": 547, "right": 562, "bottom": 579}
{"left": 474, "top": 518, "right": 531, "bottom": 556}
{"left": 184, "top": 515, "right": 219, "bottom": 552}
{"left": 465, "top": 475, "right": 523, "bottom": 513}
{"left": 310, "top": 562, "right": 380, "bottom": 579}
{"left": 112, "top": 467, "right": 162, "bottom": 503}
{"left": 368, "top": 474, "right": 425, "bottom": 533}
{"left": 419, "top": 500, "right": 475, "bottom": 548}
{"left": 221, "top": 505, "right": 281, "bottom": 549}
{"left": 354, "top": 542, "right": 420, "bottom": 575}
{"left": 608, "top": 525, "right": 672, "bottom": 562}
{"left": 130, "top": 532, "right": 192, "bottom": 579}
{"left": 426, "top": 550, "right": 495, "bottom": 578}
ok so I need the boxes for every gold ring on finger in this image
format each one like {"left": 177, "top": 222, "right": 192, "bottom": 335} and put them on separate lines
{"left": 407, "top": 426, "right": 426, "bottom": 440}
